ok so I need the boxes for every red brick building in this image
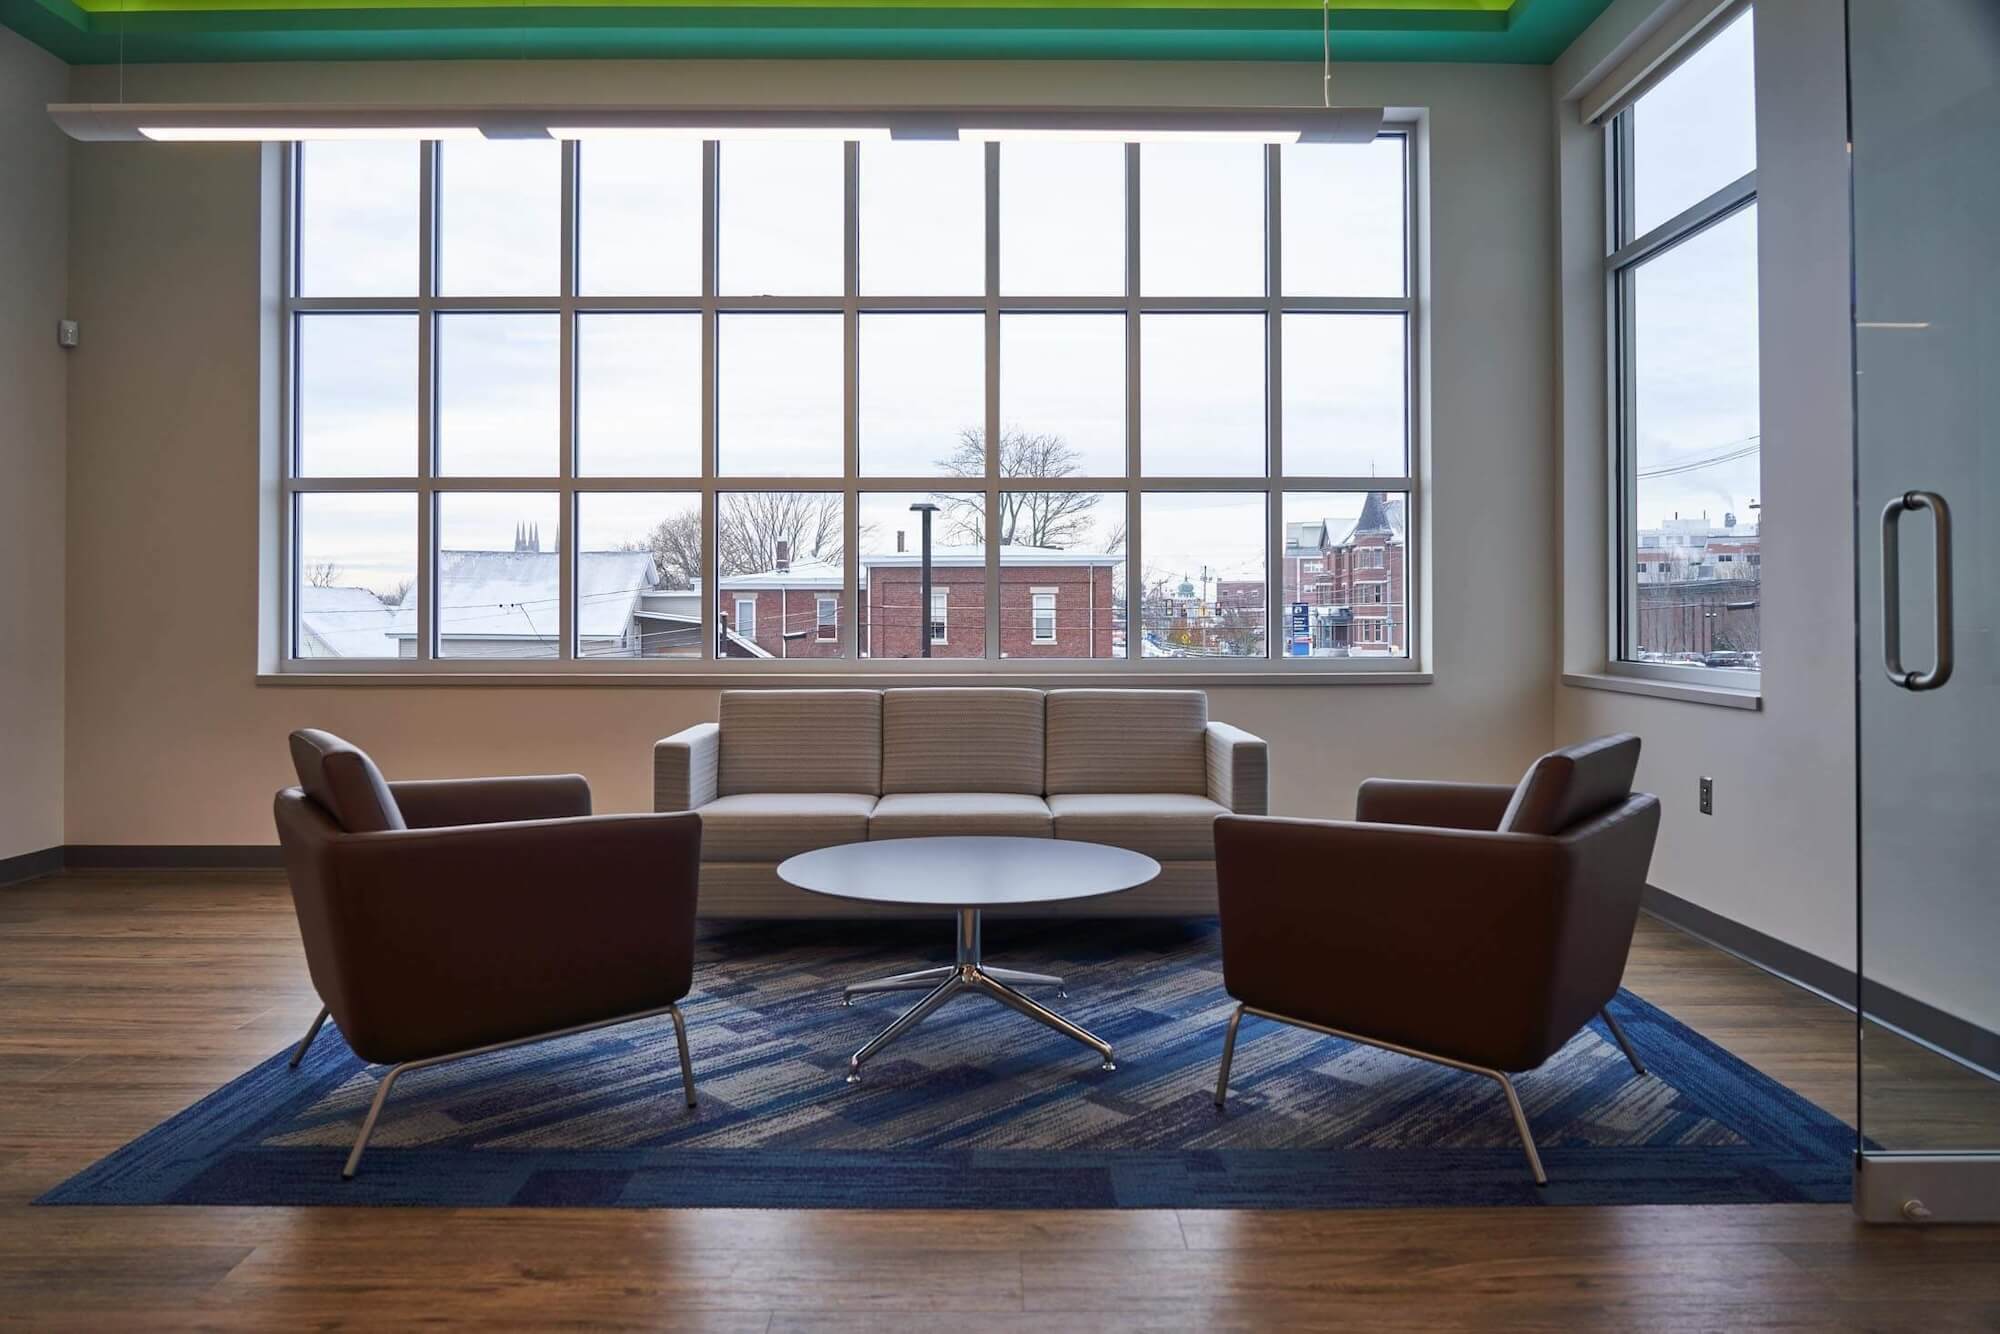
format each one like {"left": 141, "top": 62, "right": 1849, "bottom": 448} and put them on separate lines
{"left": 1280, "top": 491, "right": 1408, "bottom": 656}
{"left": 717, "top": 545, "right": 1120, "bottom": 660}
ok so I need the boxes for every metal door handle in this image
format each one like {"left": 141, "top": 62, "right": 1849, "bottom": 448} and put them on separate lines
{"left": 1881, "top": 490, "right": 1954, "bottom": 690}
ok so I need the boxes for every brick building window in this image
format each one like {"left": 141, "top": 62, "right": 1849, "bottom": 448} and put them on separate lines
{"left": 1032, "top": 592, "right": 1058, "bottom": 644}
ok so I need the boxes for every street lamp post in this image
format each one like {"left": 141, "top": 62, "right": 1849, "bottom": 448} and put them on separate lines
{"left": 909, "top": 502, "right": 939, "bottom": 659}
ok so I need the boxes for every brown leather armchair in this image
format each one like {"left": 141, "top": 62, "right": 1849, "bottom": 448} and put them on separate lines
{"left": 274, "top": 729, "right": 703, "bottom": 1178}
{"left": 1210, "top": 734, "right": 1661, "bottom": 1184}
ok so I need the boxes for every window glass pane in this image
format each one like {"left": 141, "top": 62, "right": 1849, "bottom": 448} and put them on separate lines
{"left": 577, "top": 313, "right": 702, "bottom": 477}
{"left": 1628, "top": 203, "right": 1761, "bottom": 670}
{"left": 716, "top": 492, "right": 847, "bottom": 658}
{"left": 1281, "top": 136, "right": 1405, "bottom": 297}
{"left": 296, "top": 314, "right": 416, "bottom": 477}
{"left": 435, "top": 492, "right": 561, "bottom": 659}
{"left": 998, "top": 314, "right": 1125, "bottom": 477}
{"left": 1281, "top": 491, "right": 1408, "bottom": 658}
{"left": 1140, "top": 144, "right": 1263, "bottom": 297}
{"left": 717, "top": 314, "right": 843, "bottom": 476}
{"left": 860, "top": 492, "right": 985, "bottom": 659}
{"left": 1000, "top": 143, "right": 1124, "bottom": 296}
{"left": 576, "top": 492, "right": 701, "bottom": 660}
{"left": 860, "top": 313, "right": 984, "bottom": 476}
{"left": 577, "top": 139, "right": 702, "bottom": 296}
{"left": 437, "top": 313, "right": 560, "bottom": 476}
{"left": 860, "top": 141, "right": 984, "bottom": 295}
{"left": 1001, "top": 489, "right": 1125, "bottom": 660}
{"left": 437, "top": 140, "right": 561, "bottom": 297}
{"left": 1281, "top": 313, "right": 1406, "bottom": 478}
{"left": 718, "top": 141, "right": 843, "bottom": 296}
{"left": 1139, "top": 492, "right": 1266, "bottom": 659}
{"left": 1630, "top": 10, "right": 1757, "bottom": 238}
{"left": 295, "top": 492, "right": 414, "bottom": 659}
{"left": 298, "top": 142, "right": 417, "bottom": 297}
{"left": 1141, "top": 314, "right": 1265, "bottom": 476}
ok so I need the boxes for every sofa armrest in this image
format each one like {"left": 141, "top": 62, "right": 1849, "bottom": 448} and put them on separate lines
{"left": 388, "top": 775, "right": 591, "bottom": 829}
{"left": 1205, "top": 721, "right": 1269, "bottom": 816}
{"left": 322, "top": 812, "right": 701, "bottom": 1063}
{"left": 1213, "top": 814, "right": 1568, "bottom": 1071}
{"left": 655, "top": 723, "right": 719, "bottom": 812}
{"left": 1354, "top": 779, "right": 1516, "bottom": 831}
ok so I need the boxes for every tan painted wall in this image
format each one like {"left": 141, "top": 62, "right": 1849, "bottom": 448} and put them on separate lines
{"left": 1, "top": 27, "right": 69, "bottom": 861}
{"left": 1551, "top": 0, "right": 1858, "bottom": 967}
{"left": 62, "top": 57, "right": 1558, "bottom": 845}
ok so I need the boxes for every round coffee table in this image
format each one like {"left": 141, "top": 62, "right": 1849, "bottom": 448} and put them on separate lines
{"left": 776, "top": 835, "right": 1160, "bottom": 1082}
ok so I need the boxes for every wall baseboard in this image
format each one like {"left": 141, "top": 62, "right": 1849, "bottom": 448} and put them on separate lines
{"left": 2, "top": 846, "right": 283, "bottom": 884}
{"left": 1643, "top": 884, "right": 2000, "bottom": 1081}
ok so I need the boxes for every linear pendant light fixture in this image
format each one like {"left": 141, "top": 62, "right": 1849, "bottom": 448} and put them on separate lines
{"left": 46, "top": 103, "right": 1385, "bottom": 145}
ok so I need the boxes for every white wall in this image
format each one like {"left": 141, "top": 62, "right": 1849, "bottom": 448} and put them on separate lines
{"left": 1551, "top": 0, "right": 1857, "bottom": 967}
{"left": 60, "top": 57, "right": 1559, "bottom": 844}
{"left": 0, "top": 27, "right": 69, "bottom": 862}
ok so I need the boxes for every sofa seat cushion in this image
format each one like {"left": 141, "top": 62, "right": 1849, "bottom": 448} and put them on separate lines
{"left": 1047, "top": 793, "right": 1229, "bottom": 861}
{"left": 870, "top": 792, "right": 1052, "bottom": 841}
{"left": 697, "top": 793, "right": 876, "bottom": 862}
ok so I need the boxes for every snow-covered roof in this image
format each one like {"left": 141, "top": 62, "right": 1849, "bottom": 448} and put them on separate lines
{"left": 717, "top": 545, "right": 1119, "bottom": 591}
{"left": 390, "top": 550, "right": 659, "bottom": 641}
{"left": 716, "top": 559, "right": 844, "bottom": 591}
{"left": 298, "top": 585, "right": 398, "bottom": 658}
{"left": 1337, "top": 493, "right": 1407, "bottom": 546}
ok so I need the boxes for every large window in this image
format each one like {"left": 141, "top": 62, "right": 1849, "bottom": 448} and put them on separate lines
{"left": 283, "top": 131, "right": 1418, "bottom": 671}
{"left": 1609, "top": 9, "right": 1761, "bottom": 678}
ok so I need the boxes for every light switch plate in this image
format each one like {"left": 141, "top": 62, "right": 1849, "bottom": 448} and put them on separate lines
{"left": 57, "top": 319, "right": 79, "bottom": 348}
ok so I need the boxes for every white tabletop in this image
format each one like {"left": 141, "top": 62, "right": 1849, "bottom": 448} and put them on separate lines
{"left": 777, "top": 836, "right": 1161, "bottom": 908}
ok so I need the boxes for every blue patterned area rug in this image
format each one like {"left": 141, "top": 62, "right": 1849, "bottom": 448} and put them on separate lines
{"left": 40, "top": 919, "right": 1850, "bottom": 1209}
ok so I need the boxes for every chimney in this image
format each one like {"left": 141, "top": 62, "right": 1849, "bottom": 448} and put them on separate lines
{"left": 774, "top": 539, "right": 791, "bottom": 574}
{"left": 896, "top": 530, "right": 906, "bottom": 554}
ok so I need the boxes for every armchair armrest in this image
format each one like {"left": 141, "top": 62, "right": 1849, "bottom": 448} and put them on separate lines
{"left": 388, "top": 774, "right": 590, "bottom": 829}
{"left": 1205, "top": 721, "right": 1269, "bottom": 816}
{"left": 1354, "top": 779, "right": 1516, "bottom": 831}
{"left": 655, "top": 723, "right": 719, "bottom": 812}
{"left": 322, "top": 812, "right": 701, "bottom": 1064}
{"left": 1213, "top": 814, "right": 1567, "bottom": 1072}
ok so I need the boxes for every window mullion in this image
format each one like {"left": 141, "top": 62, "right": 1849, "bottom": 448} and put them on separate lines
{"left": 1123, "top": 142, "right": 1142, "bottom": 663}
{"left": 1265, "top": 141, "right": 1283, "bottom": 662}
{"left": 984, "top": 139, "right": 1002, "bottom": 661}
{"left": 701, "top": 139, "right": 719, "bottom": 661}
{"left": 557, "top": 139, "right": 578, "bottom": 663}
{"left": 842, "top": 139, "right": 861, "bottom": 661}
{"left": 416, "top": 138, "right": 438, "bottom": 662}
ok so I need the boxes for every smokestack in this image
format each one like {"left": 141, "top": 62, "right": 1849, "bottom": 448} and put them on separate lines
{"left": 774, "top": 539, "right": 791, "bottom": 574}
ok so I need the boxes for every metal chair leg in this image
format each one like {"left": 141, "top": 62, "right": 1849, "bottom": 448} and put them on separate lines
{"left": 1600, "top": 1006, "right": 1648, "bottom": 1077}
{"left": 288, "top": 1005, "right": 330, "bottom": 1070}
{"left": 668, "top": 1002, "right": 697, "bottom": 1109}
{"left": 343, "top": 1061, "right": 410, "bottom": 1180}
{"left": 1490, "top": 1071, "right": 1548, "bottom": 1187}
{"left": 1213, "top": 1002, "right": 1245, "bottom": 1108}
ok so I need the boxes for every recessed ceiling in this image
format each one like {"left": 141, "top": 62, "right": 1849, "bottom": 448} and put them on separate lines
{"left": 1, "top": 0, "right": 1615, "bottom": 65}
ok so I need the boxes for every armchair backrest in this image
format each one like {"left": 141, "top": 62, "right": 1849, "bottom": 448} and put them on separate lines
{"left": 289, "top": 729, "right": 406, "bottom": 833}
{"left": 1497, "top": 733, "right": 1641, "bottom": 836}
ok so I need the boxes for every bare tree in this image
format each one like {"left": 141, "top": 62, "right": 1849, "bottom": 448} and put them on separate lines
{"left": 623, "top": 508, "right": 702, "bottom": 590}
{"left": 304, "top": 560, "right": 342, "bottom": 589}
{"left": 934, "top": 429, "right": 1107, "bottom": 549}
{"left": 718, "top": 492, "right": 844, "bottom": 576}
{"left": 382, "top": 576, "right": 415, "bottom": 608}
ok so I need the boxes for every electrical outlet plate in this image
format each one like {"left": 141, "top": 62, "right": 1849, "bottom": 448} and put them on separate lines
{"left": 1699, "top": 777, "right": 1714, "bottom": 815}
{"left": 57, "top": 319, "right": 79, "bottom": 348}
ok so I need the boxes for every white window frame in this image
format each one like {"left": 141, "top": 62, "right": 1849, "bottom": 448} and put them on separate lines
{"left": 816, "top": 595, "right": 839, "bottom": 642}
{"left": 930, "top": 588, "right": 948, "bottom": 646}
{"left": 273, "top": 127, "right": 1426, "bottom": 680}
{"left": 1604, "top": 7, "right": 1761, "bottom": 690}
{"left": 1031, "top": 589, "right": 1058, "bottom": 645}
{"left": 734, "top": 596, "right": 756, "bottom": 642}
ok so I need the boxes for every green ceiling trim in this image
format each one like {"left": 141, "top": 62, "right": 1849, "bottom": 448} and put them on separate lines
{"left": 4, "top": 0, "right": 1611, "bottom": 64}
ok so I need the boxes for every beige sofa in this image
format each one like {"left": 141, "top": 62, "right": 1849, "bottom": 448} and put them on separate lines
{"left": 654, "top": 688, "right": 1268, "bottom": 916}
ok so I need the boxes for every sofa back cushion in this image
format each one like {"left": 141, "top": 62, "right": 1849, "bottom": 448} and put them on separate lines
{"left": 718, "top": 690, "right": 883, "bottom": 796}
{"left": 882, "top": 688, "right": 1045, "bottom": 795}
{"left": 1044, "top": 689, "right": 1209, "bottom": 796}
{"left": 1497, "top": 733, "right": 1642, "bottom": 836}
{"left": 288, "top": 729, "right": 407, "bottom": 834}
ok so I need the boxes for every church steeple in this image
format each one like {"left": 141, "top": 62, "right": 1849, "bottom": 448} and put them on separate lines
{"left": 513, "top": 521, "right": 541, "bottom": 553}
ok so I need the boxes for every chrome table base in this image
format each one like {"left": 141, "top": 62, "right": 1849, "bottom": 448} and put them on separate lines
{"left": 840, "top": 908, "right": 1113, "bottom": 1081}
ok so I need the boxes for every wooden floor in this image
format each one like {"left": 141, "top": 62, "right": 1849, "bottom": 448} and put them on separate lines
{"left": 2, "top": 872, "right": 1998, "bottom": 1331}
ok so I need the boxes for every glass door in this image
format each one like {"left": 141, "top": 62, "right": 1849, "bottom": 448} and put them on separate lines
{"left": 1849, "top": 0, "right": 2000, "bottom": 1222}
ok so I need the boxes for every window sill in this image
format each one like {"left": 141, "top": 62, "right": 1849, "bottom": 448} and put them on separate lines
{"left": 1562, "top": 671, "right": 1762, "bottom": 711}
{"left": 258, "top": 668, "right": 1437, "bottom": 689}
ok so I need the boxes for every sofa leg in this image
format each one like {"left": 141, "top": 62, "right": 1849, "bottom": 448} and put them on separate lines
{"left": 1213, "top": 1002, "right": 1245, "bottom": 1109}
{"left": 1600, "top": 1006, "right": 1648, "bottom": 1078}
{"left": 669, "top": 1002, "right": 697, "bottom": 1109}
{"left": 1489, "top": 1071, "right": 1548, "bottom": 1187}
{"left": 288, "top": 1005, "right": 330, "bottom": 1070}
